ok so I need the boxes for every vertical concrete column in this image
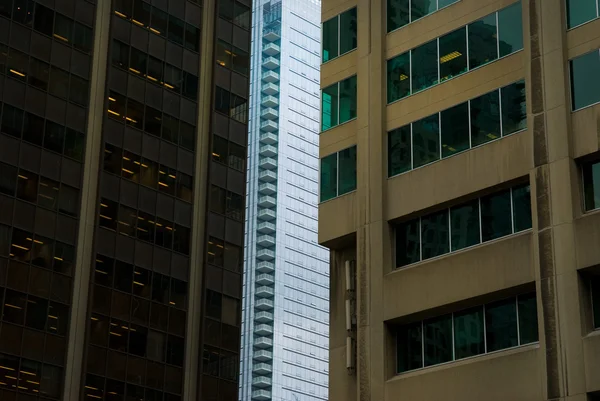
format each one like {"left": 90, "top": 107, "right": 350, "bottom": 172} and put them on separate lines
{"left": 184, "top": 0, "right": 216, "bottom": 399}
{"left": 62, "top": 0, "right": 112, "bottom": 400}
{"left": 528, "top": 0, "right": 587, "bottom": 400}
{"left": 354, "top": 0, "right": 386, "bottom": 399}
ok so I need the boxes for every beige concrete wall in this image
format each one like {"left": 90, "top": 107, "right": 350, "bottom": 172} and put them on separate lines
{"left": 583, "top": 332, "right": 600, "bottom": 393}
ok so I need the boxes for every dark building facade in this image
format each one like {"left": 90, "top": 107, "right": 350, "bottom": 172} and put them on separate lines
{"left": 0, "top": 0, "right": 251, "bottom": 400}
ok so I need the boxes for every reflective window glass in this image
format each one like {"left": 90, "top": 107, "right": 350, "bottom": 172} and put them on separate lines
{"left": 145, "top": 106, "right": 162, "bottom": 137}
{"left": 423, "top": 314, "right": 452, "bottom": 366}
{"left": 13, "top": 0, "right": 34, "bottom": 26}
{"left": 387, "top": 0, "right": 409, "bottom": 32}
{"left": 210, "top": 185, "right": 226, "bottom": 215}
{"left": 512, "top": 184, "right": 531, "bottom": 232}
{"left": 44, "top": 120, "right": 65, "bottom": 153}
{"left": 339, "top": 7, "right": 357, "bottom": 56}
{"left": 468, "top": 14, "right": 498, "bottom": 69}
{"left": 99, "top": 198, "right": 118, "bottom": 230}
{"left": 497, "top": 1, "right": 523, "bottom": 57}
{"left": 132, "top": 0, "right": 150, "bottom": 26}
{"left": 338, "top": 145, "right": 357, "bottom": 196}
{"left": 396, "top": 321, "right": 422, "bottom": 372}
{"left": 387, "top": 52, "right": 410, "bottom": 103}
{"left": 440, "top": 102, "right": 469, "bottom": 157}
{"left": 453, "top": 306, "right": 484, "bottom": 359}
{"left": 183, "top": 72, "right": 199, "bottom": 101}
{"left": 485, "top": 297, "right": 518, "bottom": 352}
{"left": 518, "top": 293, "right": 538, "bottom": 344}
{"left": 321, "top": 83, "right": 338, "bottom": 131}
{"left": 73, "top": 23, "right": 93, "bottom": 53}
{"left": 339, "top": 75, "right": 357, "bottom": 124}
{"left": 233, "top": 2, "right": 251, "bottom": 29}
{"left": 439, "top": 28, "right": 467, "bottom": 82}
{"left": 322, "top": 17, "right": 338, "bottom": 62}
{"left": 411, "top": 39, "right": 438, "bottom": 93}
{"left": 216, "top": 40, "right": 232, "bottom": 68}
{"left": 592, "top": 276, "right": 600, "bottom": 329}
{"left": 232, "top": 46, "right": 249, "bottom": 76}
{"left": 480, "top": 190, "right": 511, "bottom": 242}
{"left": 388, "top": 125, "right": 411, "bottom": 176}
{"left": 158, "top": 165, "right": 176, "bottom": 196}
{"left": 567, "top": 0, "right": 598, "bottom": 28}
{"left": 411, "top": 0, "right": 435, "bottom": 21}
{"left": 450, "top": 200, "right": 480, "bottom": 251}
{"left": 70, "top": 75, "right": 89, "bottom": 106}
{"left": 583, "top": 161, "right": 600, "bottom": 211}
{"left": 438, "top": 0, "right": 459, "bottom": 7}
{"left": 470, "top": 89, "right": 500, "bottom": 146}
{"left": 395, "top": 218, "right": 420, "bottom": 267}
{"left": 319, "top": 153, "right": 337, "bottom": 202}
{"left": 148, "top": 56, "right": 163, "bottom": 82}
{"left": 412, "top": 114, "right": 439, "bottom": 168}
{"left": 7, "top": 49, "right": 28, "bottom": 81}
{"left": 130, "top": 47, "right": 147, "bottom": 75}
{"left": 179, "top": 122, "right": 195, "bottom": 151}
{"left": 421, "top": 209, "right": 449, "bottom": 260}
{"left": 65, "top": 128, "right": 84, "bottom": 161}
{"left": 112, "top": 40, "right": 129, "bottom": 69}
{"left": 162, "top": 114, "right": 179, "bottom": 143}
{"left": 501, "top": 80, "right": 527, "bottom": 135}
{"left": 570, "top": 50, "right": 600, "bottom": 111}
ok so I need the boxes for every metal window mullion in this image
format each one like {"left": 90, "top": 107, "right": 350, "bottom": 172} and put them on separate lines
{"left": 496, "top": 11, "right": 500, "bottom": 58}
{"left": 498, "top": 88, "right": 504, "bottom": 137}
{"left": 465, "top": 24, "right": 470, "bottom": 71}
{"left": 478, "top": 197, "right": 483, "bottom": 243}
{"left": 483, "top": 304, "right": 487, "bottom": 353}
{"left": 515, "top": 295, "right": 521, "bottom": 345}
{"left": 510, "top": 187, "right": 515, "bottom": 233}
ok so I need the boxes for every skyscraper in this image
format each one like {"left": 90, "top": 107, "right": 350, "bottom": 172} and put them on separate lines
{"left": 319, "top": 0, "right": 600, "bottom": 400}
{"left": 0, "top": 0, "right": 251, "bottom": 400}
{"left": 239, "top": 0, "right": 329, "bottom": 400}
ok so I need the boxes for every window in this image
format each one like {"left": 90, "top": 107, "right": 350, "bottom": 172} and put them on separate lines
{"left": 73, "top": 23, "right": 93, "bottom": 53}
{"left": 321, "top": 75, "right": 357, "bottom": 131}
{"left": 54, "top": 13, "right": 73, "bottom": 43}
{"left": 184, "top": 24, "right": 200, "bottom": 52}
{"left": 395, "top": 184, "right": 531, "bottom": 268}
{"left": 17, "top": 169, "right": 39, "bottom": 202}
{"left": 320, "top": 146, "right": 357, "bottom": 202}
{"left": 34, "top": 3, "right": 54, "bottom": 36}
{"left": 395, "top": 293, "right": 538, "bottom": 373}
{"left": 387, "top": 0, "right": 459, "bottom": 32}
{"left": 386, "top": 2, "right": 523, "bottom": 103}
{"left": 570, "top": 49, "right": 600, "bottom": 111}
{"left": 592, "top": 276, "right": 600, "bottom": 329}
{"left": 99, "top": 198, "right": 118, "bottom": 230}
{"left": 49, "top": 67, "right": 70, "bottom": 99}
{"left": 168, "top": 16, "right": 184, "bottom": 45}
{"left": 0, "top": 162, "right": 17, "bottom": 196}
{"left": 28, "top": 58, "right": 49, "bottom": 90}
{"left": 322, "top": 7, "right": 357, "bottom": 62}
{"left": 566, "top": 0, "right": 599, "bottom": 28}
{"left": 583, "top": 160, "right": 600, "bottom": 212}
{"left": 388, "top": 81, "right": 526, "bottom": 176}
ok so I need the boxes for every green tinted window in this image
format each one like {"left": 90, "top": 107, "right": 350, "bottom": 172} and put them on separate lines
{"left": 411, "top": 0, "right": 436, "bottom": 21}
{"left": 339, "top": 8, "right": 357, "bottom": 56}
{"left": 501, "top": 80, "right": 527, "bottom": 135}
{"left": 321, "top": 83, "right": 338, "bottom": 131}
{"left": 387, "top": 52, "right": 411, "bottom": 103}
{"left": 480, "top": 190, "right": 511, "bottom": 242}
{"left": 518, "top": 293, "right": 539, "bottom": 344}
{"left": 396, "top": 322, "right": 422, "bottom": 372}
{"left": 338, "top": 146, "right": 357, "bottom": 195}
{"left": 387, "top": 0, "right": 409, "bottom": 32}
{"left": 512, "top": 184, "right": 532, "bottom": 232}
{"left": 439, "top": 28, "right": 467, "bottom": 82}
{"left": 322, "top": 76, "right": 357, "bottom": 131}
{"left": 320, "top": 153, "right": 337, "bottom": 202}
{"left": 322, "top": 17, "right": 338, "bottom": 63}
{"left": 339, "top": 75, "right": 357, "bottom": 124}
{"left": 485, "top": 298, "right": 518, "bottom": 352}
{"left": 396, "top": 218, "right": 420, "bottom": 267}
{"left": 441, "top": 102, "right": 469, "bottom": 157}
{"left": 566, "top": 0, "right": 598, "bottom": 28}
{"left": 570, "top": 50, "right": 600, "bottom": 111}
{"left": 411, "top": 39, "right": 438, "bottom": 93}
{"left": 388, "top": 125, "right": 411, "bottom": 176}
{"left": 421, "top": 209, "right": 449, "bottom": 260}
{"left": 423, "top": 314, "right": 453, "bottom": 366}
{"left": 412, "top": 114, "right": 440, "bottom": 168}
{"left": 322, "top": 8, "right": 357, "bottom": 62}
{"left": 497, "top": 1, "right": 524, "bottom": 57}
{"left": 592, "top": 276, "right": 600, "bottom": 329}
{"left": 454, "top": 306, "right": 484, "bottom": 359}
{"left": 450, "top": 200, "right": 480, "bottom": 251}
{"left": 470, "top": 90, "right": 501, "bottom": 146}
{"left": 468, "top": 14, "right": 498, "bottom": 69}
{"left": 583, "top": 160, "right": 600, "bottom": 211}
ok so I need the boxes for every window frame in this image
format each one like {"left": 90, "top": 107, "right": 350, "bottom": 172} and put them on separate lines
{"left": 321, "top": 6, "right": 358, "bottom": 64}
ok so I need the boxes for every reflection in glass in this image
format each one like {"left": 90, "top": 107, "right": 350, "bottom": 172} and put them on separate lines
{"left": 322, "top": 17, "right": 338, "bottom": 62}
{"left": 421, "top": 209, "right": 449, "bottom": 260}
{"left": 570, "top": 50, "right": 600, "bottom": 111}
{"left": 339, "top": 8, "right": 357, "bottom": 56}
{"left": 339, "top": 75, "right": 357, "bottom": 124}
{"left": 412, "top": 114, "right": 439, "bottom": 168}
{"left": 387, "top": 0, "right": 409, "bottom": 32}
{"left": 320, "top": 153, "right": 337, "bottom": 202}
{"left": 498, "top": 1, "right": 524, "bottom": 57}
{"left": 321, "top": 83, "right": 338, "bottom": 131}
{"left": 470, "top": 89, "right": 501, "bottom": 146}
{"left": 423, "top": 314, "right": 452, "bottom": 366}
{"left": 518, "top": 293, "right": 538, "bottom": 344}
{"left": 485, "top": 298, "right": 518, "bottom": 352}
{"left": 450, "top": 200, "right": 480, "bottom": 251}
{"left": 411, "top": 40, "right": 438, "bottom": 93}
{"left": 439, "top": 28, "right": 467, "bottom": 82}
{"left": 480, "top": 190, "right": 511, "bottom": 242}
{"left": 566, "top": 0, "right": 598, "bottom": 28}
{"left": 396, "top": 219, "right": 420, "bottom": 267}
{"left": 396, "top": 322, "right": 422, "bottom": 372}
{"left": 441, "top": 102, "right": 469, "bottom": 157}
{"left": 512, "top": 184, "right": 532, "bottom": 232}
{"left": 411, "top": 0, "right": 436, "bottom": 21}
{"left": 468, "top": 14, "right": 498, "bottom": 69}
{"left": 387, "top": 52, "right": 411, "bottom": 103}
{"left": 501, "top": 80, "right": 527, "bottom": 136}
{"left": 388, "top": 125, "right": 411, "bottom": 176}
{"left": 454, "top": 306, "right": 484, "bottom": 359}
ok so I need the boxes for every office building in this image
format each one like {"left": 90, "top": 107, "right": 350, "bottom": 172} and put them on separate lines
{"left": 0, "top": 0, "right": 251, "bottom": 400}
{"left": 239, "top": 0, "right": 330, "bottom": 400}
{"left": 319, "top": 0, "right": 600, "bottom": 400}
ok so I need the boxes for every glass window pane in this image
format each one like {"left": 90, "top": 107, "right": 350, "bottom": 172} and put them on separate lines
{"left": 387, "top": 0, "right": 409, "bottom": 32}
{"left": 518, "top": 293, "right": 538, "bottom": 344}
{"left": 339, "top": 8, "right": 357, "bottom": 55}
{"left": 150, "top": 7, "right": 167, "bottom": 36}
{"left": 148, "top": 56, "right": 163, "bottom": 82}
{"left": 232, "top": 46, "right": 249, "bottom": 75}
{"left": 321, "top": 83, "right": 338, "bottom": 131}
{"left": 501, "top": 80, "right": 527, "bottom": 135}
{"left": 440, "top": 102, "right": 469, "bottom": 158}
{"left": 58, "top": 184, "right": 79, "bottom": 217}
{"left": 439, "top": 27, "right": 467, "bottom": 82}
{"left": 423, "top": 314, "right": 452, "bottom": 366}
{"left": 453, "top": 306, "right": 484, "bottom": 359}
{"left": 338, "top": 146, "right": 357, "bottom": 196}
{"left": 387, "top": 52, "right": 411, "bottom": 103}
{"left": 583, "top": 161, "right": 600, "bottom": 211}
{"left": 28, "top": 58, "right": 49, "bottom": 91}
{"left": 339, "top": 75, "right": 357, "bottom": 124}
{"left": 567, "top": 0, "right": 598, "bottom": 28}
{"left": 412, "top": 114, "right": 440, "bottom": 168}
{"left": 70, "top": 75, "right": 89, "bottom": 106}
{"left": 54, "top": 13, "right": 73, "bottom": 43}
{"left": 168, "top": 16, "right": 184, "bottom": 45}
{"left": 470, "top": 89, "right": 501, "bottom": 146}
{"left": 184, "top": 24, "right": 199, "bottom": 51}
{"left": 0, "top": 162, "right": 17, "bottom": 196}
{"left": 320, "top": 153, "right": 337, "bottom": 202}
{"left": 38, "top": 176, "right": 59, "bottom": 210}
{"left": 485, "top": 297, "right": 518, "bottom": 352}
{"left": 438, "top": 0, "right": 459, "bottom": 7}
{"left": 468, "top": 14, "right": 498, "bottom": 69}
{"left": 450, "top": 199, "right": 480, "bottom": 251}
{"left": 480, "top": 190, "right": 511, "bottom": 242}
{"left": 592, "top": 276, "right": 600, "bottom": 329}
{"left": 44, "top": 120, "right": 65, "bottom": 153}
{"left": 49, "top": 67, "right": 70, "bottom": 99}
{"left": 388, "top": 125, "right": 411, "bottom": 176}
{"left": 411, "top": 0, "right": 436, "bottom": 21}
{"left": 2, "top": 104, "right": 24, "bottom": 138}
{"left": 421, "top": 209, "right": 449, "bottom": 260}
{"left": 73, "top": 23, "right": 93, "bottom": 53}
{"left": 396, "top": 219, "right": 420, "bottom": 267}
{"left": 498, "top": 1, "right": 524, "bottom": 57}
{"left": 412, "top": 39, "right": 438, "bottom": 93}
{"left": 322, "top": 17, "right": 338, "bottom": 62}
{"left": 65, "top": 129, "right": 84, "bottom": 161}
{"left": 34, "top": 3, "right": 54, "bottom": 36}
{"left": 570, "top": 50, "right": 600, "bottom": 111}
{"left": 396, "top": 322, "right": 422, "bottom": 372}
{"left": 512, "top": 184, "right": 532, "bottom": 232}
{"left": 23, "top": 112, "right": 44, "bottom": 146}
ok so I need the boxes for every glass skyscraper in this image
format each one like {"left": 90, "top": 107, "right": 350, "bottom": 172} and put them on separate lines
{"left": 239, "top": 0, "right": 329, "bottom": 400}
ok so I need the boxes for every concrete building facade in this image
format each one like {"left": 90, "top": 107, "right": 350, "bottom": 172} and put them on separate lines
{"left": 318, "top": 0, "right": 600, "bottom": 400}
{"left": 0, "top": 0, "right": 251, "bottom": 400}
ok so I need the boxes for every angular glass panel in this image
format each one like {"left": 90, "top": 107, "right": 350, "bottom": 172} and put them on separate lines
{"left": 454, "top": 306, "right": 484, "bottom": 359}
{"left": 387, "top": 52, "right": 411, "bottom": 103}
{"left": 439, "top": 27, "right": 467, "bottom": 82}
{"left": 421, "top": 209, "right": 449, "bottom": 260}
{"left": 468, "top": 14, "right": 498, "bottom": 69}
{"left": 338, "top": 146, "right": 357, "bottom": 195}
{"left": 396, "top": 322, "right": 422, "bottom": 372}
{"left": 518, "top": 293, "right": 538, "bottom": 344}
{"left": 512, "top": 184, "right": 532, "bottom": 232}
{"left": 485, "top": 297, "right": 518, "bottom": 352}
{"left": 498, "top": 1, "right": 524, "bottom": 57}
{"left": 411, "top": 40, "right": 438, "bottom": 93}
{"left": 423, "top": 314, "right": 453, "bottom": 366}
{"left": 501, "top": 80, "right": 527, "bottom": 135}
{"left": 339, "top": 8, "right": 357, "bottom": 55}
{"left": 583, "top": 161, "right": 600, "bottom": 211}
{"left": 480, "top": 189, "right": 511, "bottom": 242}
{"left": 396, "top": 219, "right": 420, "bottom": 267}
{"left": 387, "top": 0, "right": 409, "bottom": 32}
{"left": 412, "top": 114, "right": 440, "bottom": 168}
{"left": 321, "top": 83, "right": 338, "bottom": 131}
{"left": 440, "top": 102, "right": 469, "bottom": 157}
{"left": 592, "top": 276, "right": 600, "bottom": 329}
{"left": 570, "top": 50, "right": 600, "bottom": 111}
{"left": 567, "top": 0, "right": 598, "bottom": 28}
{"left": 339, "top": 75, "right": 357, "bottom": 124}
{"left": 388, "top": 125, "right": 411, "bottom": 176}
{"left": 322, "top": 17, "right": 338, "bottom": 62}
{"left": 320, "top": 153, "right": 337, "bottom": 202}
{"left": 411, "top": 0, "right": 436, "bottom": 21}
{"left": 470, "top": 89, "right": 501, "bottom": 146}
{"left": 450, "top": 199, "right": 480, "bottom": 251}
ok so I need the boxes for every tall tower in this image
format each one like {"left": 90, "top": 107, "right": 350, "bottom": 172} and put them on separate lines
{"left": 240, "top": 0, "right": 330, "bottom": 400}
{"left": 0, "top": 0, "right": 252, "bottom": 400}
